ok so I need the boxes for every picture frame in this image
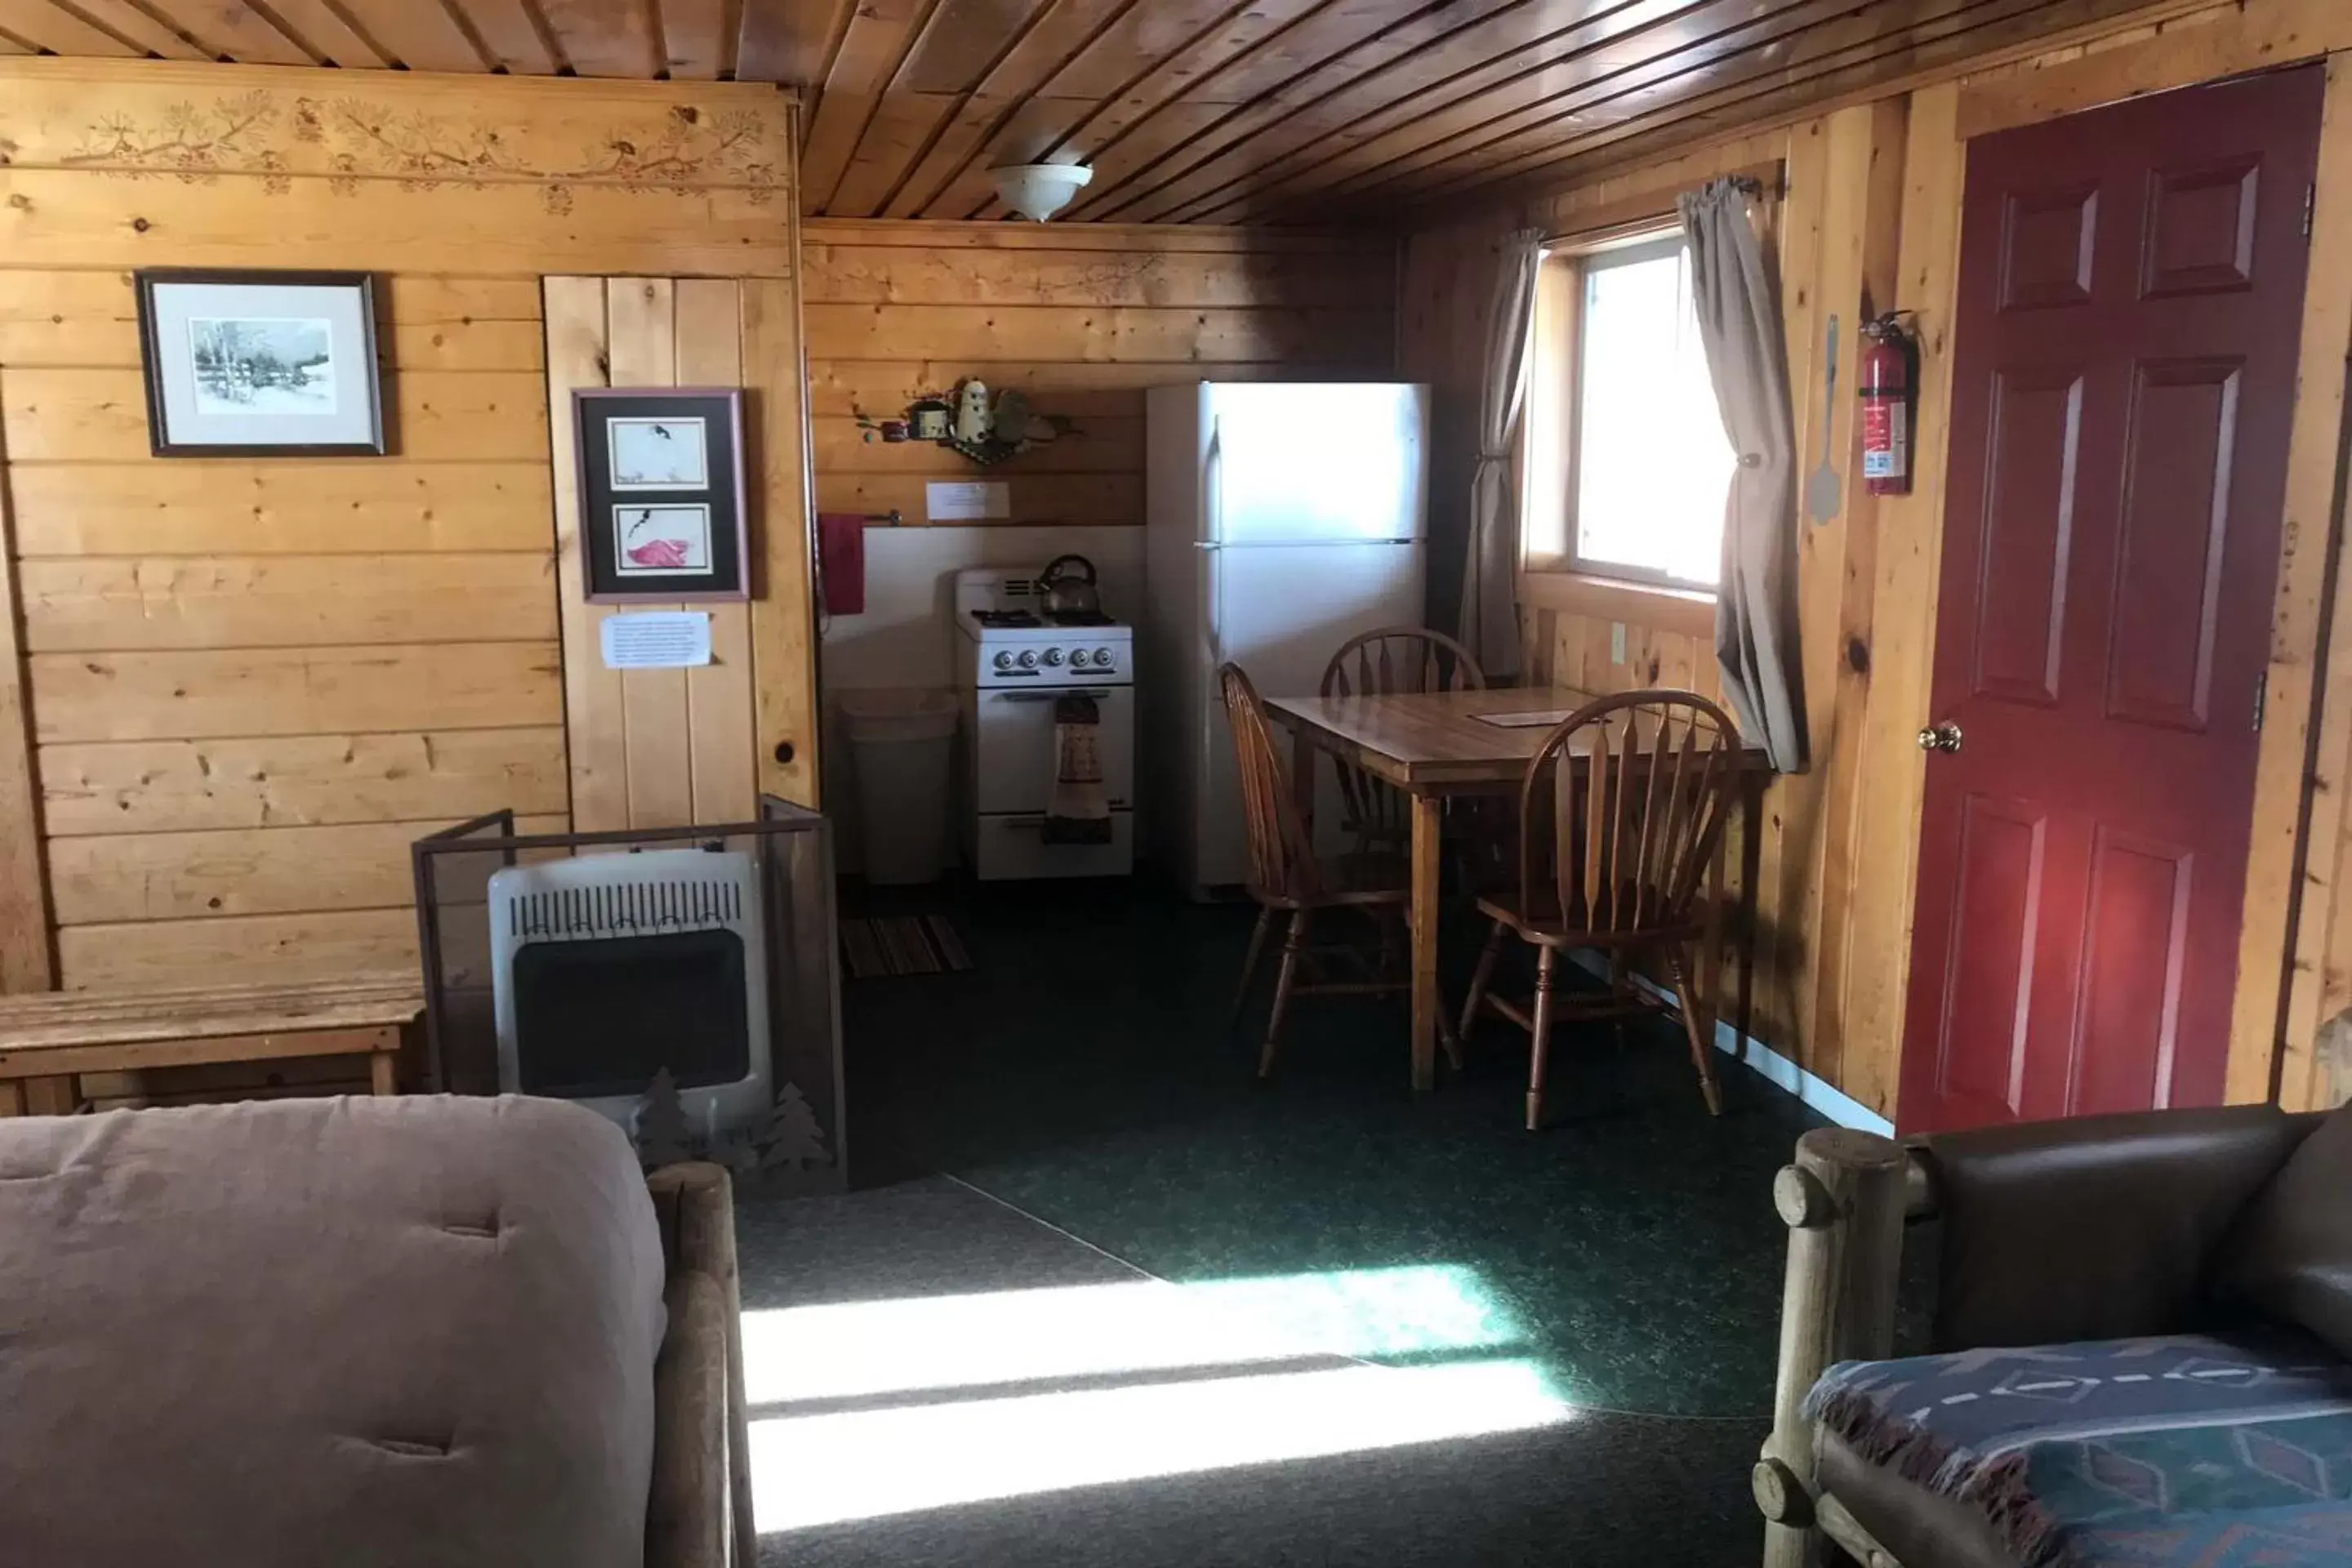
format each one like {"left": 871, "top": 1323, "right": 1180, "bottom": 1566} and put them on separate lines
{"left": 574, "top": 388, "right": 750, "bottom": 603}
{"left": 134, "top": 270, "right": 386, "bottom": 457}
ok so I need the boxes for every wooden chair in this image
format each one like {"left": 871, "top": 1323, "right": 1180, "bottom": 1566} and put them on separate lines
{"left": 1457, "top": 689, "right": 1741, "bottom": 1129}
{"left": 1220, "top": 662, "right": 1458, "bottom": 1079}
{"left": 1318, "top": 627, "right": 1486, "bottom": 857}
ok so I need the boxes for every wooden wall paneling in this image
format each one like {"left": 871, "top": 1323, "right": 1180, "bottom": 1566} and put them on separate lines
{"left": 675, "top": 278, "right": 759, "bottom": 826}
{"left": 1956, "top": 0, "right": 2344, "bottom": 140}
{"left": 29, "top": 642, "right": 564, "bottom": 742}
{"left": 18, "top": 555, "right": 559, "bottom": 653}
{"left": 545, "top": 275, "right": 627, "bottom": 832}
{"left": 57, "top": 908, "right": 424, "bottom": 989}
{"left": 1802, "top": 96, "right": 1909, "bottom": 1111}
{"left": 744, "top": 270, "right": 821, "bottom": 807}
{"left": 605, "top": 277, "right": 698, "bottom": 832}
{"left": 41, "top": 728, "right": 570, "bottom": 836}
{"left": 7, "top": 463, "right": 554, "bottom": 556}
{"left": 1834, "top": 82, "right": 1965, "bottom": 1120}
{"left": 0, "top": 343, "right": 53, "bottom": 991}
{"left": 50, "top": 816, "right": 566, "bottom": 924}
{"left": 2265, "top": 53, "right": 2352, "bottom": 1111}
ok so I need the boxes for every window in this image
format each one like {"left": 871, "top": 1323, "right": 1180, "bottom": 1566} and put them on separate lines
{"left": 1521, "top": 229, "right": 1736, "bottom": 593}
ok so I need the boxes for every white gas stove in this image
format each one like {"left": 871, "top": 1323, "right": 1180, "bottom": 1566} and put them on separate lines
{"left": 953, "top": 568, "right": 1135, "bottom": 880}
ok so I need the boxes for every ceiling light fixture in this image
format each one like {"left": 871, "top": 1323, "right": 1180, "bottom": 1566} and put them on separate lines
{"left": 990, "top": 163, "right": 1093, "bottom": 222}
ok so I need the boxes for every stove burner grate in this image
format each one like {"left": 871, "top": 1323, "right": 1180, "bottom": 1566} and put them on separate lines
{"left": 973, "top": 610, "right": 1043, "bottom": 628}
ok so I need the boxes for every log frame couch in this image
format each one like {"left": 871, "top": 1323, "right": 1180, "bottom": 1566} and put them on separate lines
{"left": 1756, "top": 1105, "right": 2352, "bottom": 1568}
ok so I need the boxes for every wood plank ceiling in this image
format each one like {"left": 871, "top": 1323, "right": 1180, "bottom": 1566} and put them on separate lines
{"left": 0, "top": 0, "right": 2174, "bottom": 221}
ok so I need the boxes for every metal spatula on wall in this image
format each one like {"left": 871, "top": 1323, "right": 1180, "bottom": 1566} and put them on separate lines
{"left": 1806, "top": 314, "right": 1842, "bottom": 526}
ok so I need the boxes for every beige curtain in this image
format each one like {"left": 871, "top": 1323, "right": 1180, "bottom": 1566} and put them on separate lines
{"left": 1458, "top": 227, "right": 1545, "bottom": 681}
{"left": 1678, "top": 178, "right": 1807, "bottom": 773}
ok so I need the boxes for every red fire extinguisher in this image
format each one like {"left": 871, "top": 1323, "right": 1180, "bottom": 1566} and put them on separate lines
{"left": 1858, "top": 313, "right": 1917, "bottom": 497}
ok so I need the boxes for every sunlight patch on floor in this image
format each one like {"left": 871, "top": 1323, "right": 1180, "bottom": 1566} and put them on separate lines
{"left": 751, "top": 1357, "right": 1577, "bottom": 1531}
{"left": 743, "top": 1263, "right": 1520, "bottom": 1405}
{"left": 744, "top": 1265, "right": 1575, "bottom": 1532}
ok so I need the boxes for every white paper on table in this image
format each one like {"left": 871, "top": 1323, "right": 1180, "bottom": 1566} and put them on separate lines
{"left": 926, "top": 480, "right": 1010, "bottom": 522}
{"left": 600, "top": 611, "right": 713, "bottom": 670}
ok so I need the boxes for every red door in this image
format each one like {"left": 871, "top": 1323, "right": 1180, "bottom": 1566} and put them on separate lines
{"left": 1899, "top": 68, "right": 2323, "bottom": 1134}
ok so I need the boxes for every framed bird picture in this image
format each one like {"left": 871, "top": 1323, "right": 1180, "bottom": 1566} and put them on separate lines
{"left": 573, "top": 388, "right": 749, "bottom": 602}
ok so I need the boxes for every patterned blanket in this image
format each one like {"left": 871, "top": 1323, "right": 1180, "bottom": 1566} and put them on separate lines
{"left": 1804, "top": 1330, "right": 2352, "bottom": 1566}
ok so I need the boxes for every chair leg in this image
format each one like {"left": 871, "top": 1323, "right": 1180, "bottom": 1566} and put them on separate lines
{"left": 1667, "top": 943, "right": 1725, "bottom": 1117}
{"left": 1526, "top": 945, "right": 1557, "bottom": 1132}
{"left": 1261, "top": 910, "right": 1312, "bottom": 1080}
{"left": 1459, "top": 920, "right": 1506, "bottom": 1042}
{"left": 1229, "top": 906, "right": 1275, "bottom": 1031}
{"left": 1608, "top": 950, "right": 1632, "bottom": 1051}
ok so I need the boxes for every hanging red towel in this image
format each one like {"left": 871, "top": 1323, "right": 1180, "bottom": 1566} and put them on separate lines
{"left": 817, "top": 513, "right": 867, "bottom": 616}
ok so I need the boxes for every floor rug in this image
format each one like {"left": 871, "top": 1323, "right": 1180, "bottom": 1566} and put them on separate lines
{"left": 840, "top": 914, "right": 973, "bottom": 979}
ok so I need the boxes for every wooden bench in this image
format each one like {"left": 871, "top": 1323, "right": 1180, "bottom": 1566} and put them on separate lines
{"left": 0, "top": 974, "right": 423, "bottom": 1117}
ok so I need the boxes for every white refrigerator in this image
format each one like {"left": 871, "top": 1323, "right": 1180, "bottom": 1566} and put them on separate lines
{"left": 1142, "top": 381, "right": 1430, "bottom": 899}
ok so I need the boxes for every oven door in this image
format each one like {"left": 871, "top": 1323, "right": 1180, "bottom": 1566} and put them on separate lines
{"left": 972, "top": 684, "right": 1134, "bottom": 815}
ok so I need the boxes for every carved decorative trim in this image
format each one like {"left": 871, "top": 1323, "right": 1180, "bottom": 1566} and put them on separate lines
{"left": 64, "top": 94, "right": 782, "bottom": 207}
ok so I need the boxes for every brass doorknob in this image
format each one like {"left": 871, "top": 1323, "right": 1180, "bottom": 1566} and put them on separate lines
{"left": 1916, "top": 721, "right": 1962, "bottom": 754}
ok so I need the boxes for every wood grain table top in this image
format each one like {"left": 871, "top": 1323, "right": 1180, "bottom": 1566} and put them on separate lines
{"left": 0, "top": 972, "right": 425, "bottom": 1051}
{"left": 1265, "top": 687, "right": 1769, "bottom": 790}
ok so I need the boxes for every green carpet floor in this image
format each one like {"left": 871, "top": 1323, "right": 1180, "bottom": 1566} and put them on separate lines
{"left": 838, "top": 879, "right": 1824, "bottom": 1421}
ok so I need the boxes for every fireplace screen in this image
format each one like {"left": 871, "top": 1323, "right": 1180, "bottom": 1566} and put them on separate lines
{"left": 412, "top": 797, "right": 846, "bottom": 1195}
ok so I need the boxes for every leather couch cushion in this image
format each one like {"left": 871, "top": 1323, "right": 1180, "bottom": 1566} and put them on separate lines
{"left": 0, "top": 1095, "right": 666, "bottom": 1568}
{"left": 1927, "top": 1105, "right": 2315, "bottom": 1349}
{"left": 2220, "top": 1101, "right": 2352, "bottom": 1359}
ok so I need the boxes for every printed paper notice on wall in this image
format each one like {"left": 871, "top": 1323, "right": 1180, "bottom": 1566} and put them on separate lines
{"left": 600, "top": 611, "right": 712, "bottom": 670}
{"left": 926, "top": 480, "right": 1010, "bottom": 522}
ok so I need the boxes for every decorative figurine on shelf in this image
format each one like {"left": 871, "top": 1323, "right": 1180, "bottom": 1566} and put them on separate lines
{"left": 954, "top": 378, "right": 993, "bottom": 443}
{"left": 856, "top": 381, "right": 1080, "bottom": 467}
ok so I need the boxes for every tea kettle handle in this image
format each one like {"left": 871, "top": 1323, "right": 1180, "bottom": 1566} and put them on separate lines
{"left": 1040, "top": 554, "right": 1096, "bottom": 585}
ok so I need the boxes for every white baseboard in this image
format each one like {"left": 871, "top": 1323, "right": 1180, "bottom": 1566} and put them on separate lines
{"left": 1567, "top": 951, "right": 1893, "bottom": 1136}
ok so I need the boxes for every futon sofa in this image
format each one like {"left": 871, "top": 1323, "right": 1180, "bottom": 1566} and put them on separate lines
{"left": 0, "top": 1094, "right": 752, "bottom": 1568}
{"left": 1755, "top": 1105, "right": 2352, "bottom": 1568}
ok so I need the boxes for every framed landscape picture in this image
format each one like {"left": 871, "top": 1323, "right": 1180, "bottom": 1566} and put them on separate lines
{"left": 134, "top": 270, "right": 385, "bottom": 456}
{"left": 574, "top": 388, "right": 748, "bottom": 602}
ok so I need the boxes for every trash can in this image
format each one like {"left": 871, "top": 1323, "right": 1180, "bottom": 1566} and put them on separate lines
{"left": 839, "top": 688, "right": 959, "bottom": 884}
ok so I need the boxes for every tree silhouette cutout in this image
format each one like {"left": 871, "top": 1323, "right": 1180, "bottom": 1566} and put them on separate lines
{"left": 634, "top": 1067, "right": 695, "bottom": 1167}
{"left": 760, "top": 1082, "right": 829, "bottom": 1172}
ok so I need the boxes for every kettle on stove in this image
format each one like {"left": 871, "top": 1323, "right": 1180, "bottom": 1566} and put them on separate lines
{"left": 1036, "top": 555, "right": 1101, "bottom": 619}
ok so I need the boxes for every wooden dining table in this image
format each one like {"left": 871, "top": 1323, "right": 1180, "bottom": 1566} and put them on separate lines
{"left": 1263, "top": 685, "right": 1774, "bottom": 1091}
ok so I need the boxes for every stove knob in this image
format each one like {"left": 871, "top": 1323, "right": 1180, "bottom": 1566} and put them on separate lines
{"left": 1017, "top": 649, "right": 1038, "bottom": 670}
{"left": 992, "top": 651, "right": 1014, "bottom": 670}
{"left": 1041, "top": 647, "right": 1065, "bottom": 666}
{"left": 1069, "top": 648, "right": 1090, "bottom": 668}
{"left": 1093, "top": 648, "right": 1115, "bottom": 668}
